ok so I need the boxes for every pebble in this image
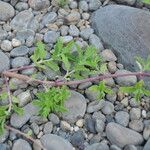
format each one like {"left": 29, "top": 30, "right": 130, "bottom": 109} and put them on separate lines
{"left": 85, "top": 87, "right": 99, "bottom": 101}
{"left": 17, "top": 90, "right": 31, "bottom": 107}
{"left": 129, "top": 119, "right": 144, "bottom": 132}
{"left": 102, "top": 101, "right": 114, "bottom": 115}
{"left": 12, "top": 38, "right": 21, "bottom": 47}
{"left": 142, "top": 110, "right": 147, "bottom": 118}
{"left": 106, "top": 122, "right": 144, "bottom": 148}
{"left": 15, "top": 2, "right": 29, "bottom": 11}
{"left": 62, "top": 36, "right": 73, "bottom": 43}
{"left": 48, "top": 113, "right": 60, "bottom": 125}
{"left": 10, "top": 46, "right": 29, "bottom": 57}
{"left": 121, "top": 97, "right": 129, "bottom": 107}
{"left": 92, "top": 111, "right": 106, "bottom": 122}
{"left": 130, "top": 108, "right": 141, "bottom": 120}
{"left": 44, "top": 31, "right": 60, "bottom": 43}
{"left": 89, "top": 0, "right": 102, "bottom": 11}
{"left": 115, "top": 111, "right": 129, "bottom": 127}
{"left": 12, "top": 139, "right": 32, "bottom": 150}
{"left": 0, "top": 130, "right": 9, "bottom": 143}
{"left": 76, "top": 119, "right": 84, "bottom": 128}
{"left": 95, "top": 119, "right": 105, "bottom": 133}
{"left": 80, "top": 27, "right": 94, "bottom": 40}
{"left": 30, "top": 122, "right": 40, "bottom": 135}
{"left": 1, "top": 40, "right": 12, "bottom": 51}
{"left": 124, "top": 145, "right": 137, "bottom": 150}
{"left": 43, "top": 122, "right": 53, "bottom": 134}
{"left": 79, "top": 1, "right": 89, "bottom": 11}
{"left": 108, "top": 61, "right": 117, "bottom": 73}
{"left": 85, "top": 118, "right": 97, "bottom": 133}
{"left": 0, "top": 29, "right": 8, "bottom": 40}
{"left": 60, "top": 121, "right": 72, "bottom": 131}
{"left": 11, "top": 57, "right": 30, "bottom": 68}
{"left": 143, "top": 125, "right": 150, "bottom": 140}
{"left": 69, "top": 25, "right": 80, "bottom": 37}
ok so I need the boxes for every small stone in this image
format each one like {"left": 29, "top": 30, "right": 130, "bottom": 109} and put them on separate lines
{"left": 124, "top": 145, "right": 137, "bottom": 150}
{"left": 30, "top": 123, "right": 39, "bottom": 135}
{"left": 11, "top": 57, "right": 30, "bottom": 68}
{"left": 108, "top": 61, "right": 117, "bottom": 74}
{"left": 78, "top": 82, "right": 92, "bottom": 90}
{"left": 129, "top": 119, "right": 144, "bottom": 132}
{"left": 43, "top": 122, "right": 53, "bottom": 134}
{"left": 85, "top": 87, "right": 99, "bottom": 101}
{"left": 65, "top": 11, "right": 80, "bottom": 25}
{"left": 80, "top": 28, "right": 94, "bottom": 40}
{"left": 142, "top": 110, "right": 147, "bottom": 118}
{"left": 76, "top": 119, "right": 84, "bottom": 128}
{"left": 87, "top": 100, "right": 105, "bottom": 113}
{"left": 82, "top": 13, "right": 90, "bottom": 20}
{"left": 0, "top": 51, "right": 10, "bottom": 73}
{"left": 12, "top": 39, "right": 21, "bottom": 47}
{"left": 60, "top": 121, "right": 72, "bottom": 131}
{"left": 0, "top": 1, "right": 15, "bottom": 21}
{"left": 17, "top": 90, "right": 31, "bottom": 107}
{"left": 15, "top": 2, "right": 29, "bottom": 11}
{"left": 48, "top": 113, "right": 60, "bottom": 125}
{"left": 89, "top": 0, "right": 102, "bottom": 11}
{"left": 106, "top": 122, "right": 144, "bottom": 148}
{"left": 30, "top": 116, "right": 48, "bottom": 125}
{"left": 143, "top": 125, "right": 150, "bottom": 140}
{"left": 115, "top": 111, "right": 129, "bottom": 127}
{"left": 40, "top": 134, "right": 74, "bottom": 150}
{"left": 0, "top": 130, "right": 9, "bottom": 143}
{"left": 74, "top": 126, "right": 79, "bottom": 132}
{"left": 12, "top": 139, "right": 32, "bottom": 150}
{"left": 89, "top": 34, "right": 104, "bottom": 52}
{"left": 62, "top": 36, "right": 73, "bottom": 44}
{"left": 0, "top": 29, "right": 8, "bottom": 40}
{"left": 95, "top": 119, "right": 105, "bottom": 133}
{"left": 1, "top": 40, "right": 12, "bottom": 51}
{"left": 129, "top": 98, "right": 140, "bottom": 107}
{"left": 28, "top": 0, "right": 50, "bottom": 10}
{"left": 130, "top": 108, "right": 141, "bottom": 120}
{"left": 115, "top": 70, "right": 137, "bottom": 86}
{"left": 60, "top": 25, "right": 69, "bottom": 36}
{"left": 79, "top": 1, "right": 88, "bottom": 11}
{"left": 69, "top": 25, "right": 79, "bottom": 37}
{"left": 101, "top": 49, "right": 117, "bottom": 62}
{"left": 85, "top": 118, "right": 97, "bottom": 133}
{"left": 121, "top": 97, "right": 129, "bottom": 107}
{"left": 10, "top": 46, "right": 29, "bottom": 57}
{"left": 92, "top": 112, "right": 106, "bottom": 122}
{"left": 102, "top": 101, "right": 114, "bottom": 115}
{"left": 106, "top": 93, "right": 117, "bottom": 103}
{"left": 44, "top": 31, "right": 60, "bottom": 43}
{"left": 69, "top": 1, "right": 77, "bottom": 9}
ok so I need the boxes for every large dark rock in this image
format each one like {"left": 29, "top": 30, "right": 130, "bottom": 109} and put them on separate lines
{"left": 92, "top": 5, "right": 150, "bottom": 88}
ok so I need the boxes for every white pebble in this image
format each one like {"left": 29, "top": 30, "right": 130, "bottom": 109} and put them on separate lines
{"left": 76, "top": 119, "right": 84, "bottom": 128}
{"left": 74, "top": 126, "right": 79, "bottom": 132}
{"left": 60, "top": 121, "right": 72, "bottom": 131}
{"left": 1, "top": 40, "right": 12, "bottom": 51}
{"left": 12, "top": 38, "right": 21, "bottom": 47}
{"left": 142, "top": 110, "right": 147, "bottom": 118}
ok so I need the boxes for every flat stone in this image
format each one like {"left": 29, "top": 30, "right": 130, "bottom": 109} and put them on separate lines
{"left": 10, "top": 103, "right": 38, "bottom": 128}
{"left": 62, "top": 91, "right": 87, "bottom": 123}
{"left": 40, "top": 134, "right": 74, "bottom": 150}
{"left": 0, "top": 51, "right": 10, "bottom": 73}
{"left": 12, "top": 139, "right": 32, "bottom": 150}
{"left": 10, "top": 46, "right": 29, "bottom": 57}
{"left": 92, "top": 5, "right": 150, "bottom": 88}
{"left": 0, "top": 1, "right": 15, "bottom": 21}
{"left": 106, "top": 122, "right": 144, "bottom": 148}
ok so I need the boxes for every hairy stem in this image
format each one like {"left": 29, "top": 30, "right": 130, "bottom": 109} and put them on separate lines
{"left": 5, "top": 125, "right": 45, "bottom": 150}
{"left": 4, "top": 76, "right": 12, "bottom": 113}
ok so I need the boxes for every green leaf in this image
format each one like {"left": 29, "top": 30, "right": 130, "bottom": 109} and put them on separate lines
{"left": 0, "top": 92, "right": 8, "bottom": 100}
{"left": 44, "top": 60, "right": 59, "bottom": 71}
{"left": 13, "top": 104, "right": 24, "bottom": 115}
{"left": 61, "top": 54, "right": 70, "bottom": 71}
{"left": 143, "top": 0, "right": 150, "bottom": 4}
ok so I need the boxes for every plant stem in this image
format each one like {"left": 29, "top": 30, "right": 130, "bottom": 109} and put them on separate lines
{"left": 3, "top": 71, "right": 150, "bottom": 87}
{"left": 4, "top": 76, "right": 12, "bottom": 113}
{"left": 5, "top": 125, "right": 45, "bottom": 150}
{"left": 8, "top": 65, "right": 35, "bottom": 72}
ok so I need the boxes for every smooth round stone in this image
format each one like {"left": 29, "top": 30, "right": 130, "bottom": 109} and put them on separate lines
{"left": 89, "top": 0, "right": 102, "bottom": 11}
{"left": 102, "top": 101, "right": 114, "bottom": 115}
{"left": 43, "top": 122, "right": 53, "bottom": 134}
{"left": 0, "top": 51, "right": 10, "bottom": 73}
{"left": 0, "top": 130, "right": 9, "bottom": 143}
{"left": 1, "top": 40, "right": 12, "bottom": 51}
{"left": 15, "top": 2, "right": 29, "bottom": 11}
{"left": 11, "top": 57, "right": 30, "bottom": 68}
{"left": 61, "top": 36, "right": 73, "bottom": 44}
{"left": 130, "top": 108, "right": 141, "bottom": 120}
{"left": 0, "top": 29, "right": 8, "bottom": 40}
{"left": 40, "top": 134, "right": 74, "bottom": 150}
{"left": 0, "top": 1, "right": 15, "bottom": 21}
{"left": 12, "top": 139, "right": 32, "bottom": 150}
{"left": 80, "top": 27, "right": 94, "bottom": 40}
{"left": 48, "top": 113, "right": 60, "bottom": 125}
{"left": 10, "top": 46, "right": 29, "bottom": 57}
{"left": 79, "top": 1, "right": 88, "bottom": 11}
{"left": 12, "top": 38, "right": 21, "bottom": 47}
{"left": 44, "top": 31, "right": 60, "bottom": 43}
{"left": 69, "top": 25, "right": 79, "bottom": 37}
{"left": 129, "top": 119, "right": 144, "bottom": 132}
{"left": 85, "top": 118, "right": 97, "bottom": 133}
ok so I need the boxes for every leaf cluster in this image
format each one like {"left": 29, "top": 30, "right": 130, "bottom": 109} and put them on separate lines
{"left": 31, "top": 39, "right": 104, "bottom": 80}
{"left": 0, "top": 92, "right": 23, "bottom": 134}
{"left": 89, "top": 81, "right": 113, "bottom": 100}
{"left": 142, "top": 0, "right": 150, "bottom": 4}
{"left": 120, "top": 80, "right": 150, "bottom": 101}
{"left": 57, "top": 0, "right": 69, "bottom": 7}
{"left": 33, "top": 86, "right": 70, "bottom": 117}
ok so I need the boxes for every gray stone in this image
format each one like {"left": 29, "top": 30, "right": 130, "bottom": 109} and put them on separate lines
{"left": 0, "top": 1, "right": 15, "bottom": 21}
{"left": 48, "top": 113, "right": 60, "bottom": 125}
{"left": 0, "top": 144, "right": 9, "bottom": 150}
{"left": 80, "top": 28, "right": 94, "bottom": 40}
{"left": 124, "top": 145, "right": 138, "bottom": 150}
{"left": 130, "top": 108, "right": 141, "bottom": 120}
{"left": 60, "top": 26, "right": 69, "bottom": 36}
{"left": 110, "top": 145, "right": 121, "bottom": 150}
{"left": 68, "top": 25, "right": 80, "bottom": 37}
{"left": 42, "top": 12, "right": 57, "bottom": 26}
{"left": 1, "top": 40, "right": 12, "bottom": 52}
{"left": 17, "top": 91, "right": 31, "bottom": 107}
{"left": 28, "top": 0, "right": 50, "bottom": 10}
{"left": 62, "top": 91, "right": 87, "bottom": 123}
{"left": 115, "top": 111, "right": 129, "bottom": 127}
{"left": 10, "top": 103, "right": 38, "bottom": 128}
{"left": 0, "top": 51, "right": 10, "bottom": 73}
{"left": 143, "top": 138, "right": 150, "bottom": 150}
{"left": 95, "top": 119, "right": 105, "bottom": 133}
{"left": 79, "top": 1, "right": 88, "bottom": 11}
{"left": 15, "top": 2, "right": 29, "bottom": 11}
{"left": 101, "top": 49, "right": 117, "bottom": 62}
{"left": 85, "top": 118, "right": 97, "bottom": 133}
{"left": 62, "top": 36, "right": 73, "bottom": 44}
{"left": 115, "top": 70, "right": 137, "bottom": 86}
{"left": 102, "top": 101, "right": 114, "bottom": 115}
{"left": 10, "top": 46, "right": 29, "bottom": 57}
{"left": 89, "top": 34, "right": 104, "bottom": 52}
{"left": 129, "top": 120, "right": 144, "bottom": 132}
{"left": 0, "top": 130, "right": 9, "bottom": 143}
{"left": 11, "top": 57, "right": 30, "bottom": 68}
{"left": 108, "top": 61, "right": 117, "bottom": 74}
{"left": 92, "top": 111, "right": 106, "bottom": 122}
{"left": 10, "top": 10, "right": 34, "bottom": 31}
{"left": 44, "top": 31, "right": 60, "bottom": 43}
{"left": 85, "top": 142, "right": 109, "bottom": 150}
{"left": 85, "top": 87, "right": 99, "bottom": 101}
{"left": 87, "top": 100, "right": 105, "bottom": 113}
{"left": 106, "top": 122, "right": 144, "bottom": 148}
{"left": 0, "top": 30, "right": 8, "bottom": 40}
{"left": 12, "top": 139, "right": 32, "bottom": 150}
{"left": 78, "top": 82, "right": 92, "bottom": 90}
{"left": 30, "top": 122, "right": 39, "bottom": 135}
{"left": 143, "top": 125, "right": 150, "bottom": 140}
{"left": 40, "top": 134, "right": 74, "bottom": 150}
{"left": 91, "top": 5, "right": 150, "bottom": 88}
{"left": 43, "top": 122, "right": 53, "bottom": 134}
{"left": 89, "top": 0, "right": 102, "bottom": 11}
{"left": 106, "top": 93, "right": 117, "bottom": 103}
{"left": 30, "top": 116, "right": 48, "bottom": 125}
